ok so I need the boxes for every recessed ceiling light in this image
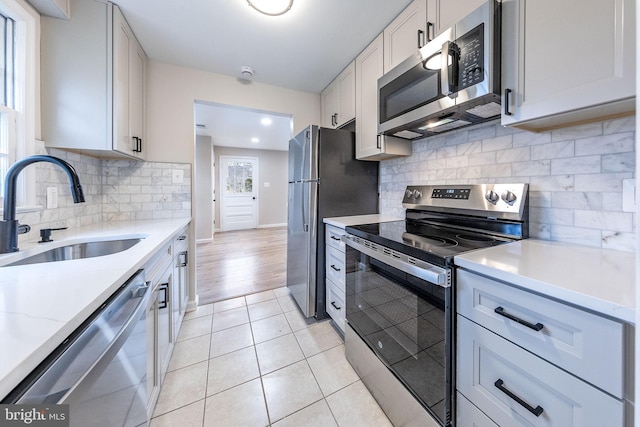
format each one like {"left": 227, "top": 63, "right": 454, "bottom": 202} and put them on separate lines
{"left": 251, "top": 137, "right": 259, "bottom": 143}
{"left": 261, "top": 118, "right": 272, "bottom": 126}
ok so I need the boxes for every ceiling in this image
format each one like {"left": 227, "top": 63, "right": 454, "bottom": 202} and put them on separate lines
{"left": 113, "top": 0, "right": 413, "bottom": 150}
{"left": 194, "top": 102, "right": 293, "bottom": 151}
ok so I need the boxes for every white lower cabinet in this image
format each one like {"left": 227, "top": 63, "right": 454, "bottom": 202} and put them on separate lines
{"left": 326, "top": 280, "right": 346, "bottom": 332}
{"left": 456, "top": 268, "right": 632, "bottom": 427}
{"left": 457, "top": 392, "right": 497, "bottom": 427}
{"left": 172, "top": 228, "right": 189, "bottom": 342}
{"left": 325, "top": 225, "right": 347, "bottom": 332}
{"left": 457, "top": 315, "right": 623, "bottom": 427}
{"left": 144, "top": 226, "right": 191, "bottom": 420}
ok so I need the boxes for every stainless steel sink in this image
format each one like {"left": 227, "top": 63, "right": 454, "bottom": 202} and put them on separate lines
{"left": 4, "top": 238, "right": 143, "bottom": 266}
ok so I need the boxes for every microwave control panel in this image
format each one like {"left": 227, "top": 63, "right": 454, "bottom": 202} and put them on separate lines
{"left": 457, "top": 23, "right": 484, "bottom": 90}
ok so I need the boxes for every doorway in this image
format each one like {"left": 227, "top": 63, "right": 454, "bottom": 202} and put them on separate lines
{"left": 219, "top": 156, "right": 259, "bottom": 231}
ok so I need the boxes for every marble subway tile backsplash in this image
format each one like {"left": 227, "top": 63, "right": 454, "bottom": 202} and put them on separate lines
{"left": 15, "top": 143, "right": 191, "bottom": 246}
{"left": 379, "top": 117, "right": 636, "bottom": 252}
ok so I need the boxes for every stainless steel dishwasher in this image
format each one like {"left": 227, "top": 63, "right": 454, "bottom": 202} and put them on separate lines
{"left": 3, "top": 270, "right": 151, "bottom": 427}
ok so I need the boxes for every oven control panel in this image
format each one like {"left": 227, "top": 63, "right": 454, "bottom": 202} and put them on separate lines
{"left": 402, "top": 183, "right": 528, "bottom": 221}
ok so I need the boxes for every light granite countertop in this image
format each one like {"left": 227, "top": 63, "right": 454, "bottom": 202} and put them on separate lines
{"left": 0, "top": 218, "right": 191, "bottom": 400}
{"left": 455, "top": 239, "right": 635, "bottom": 324}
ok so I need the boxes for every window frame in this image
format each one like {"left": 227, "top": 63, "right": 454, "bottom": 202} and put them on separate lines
{"left": 0, "top": 0, "right": 39, "bottom": 212}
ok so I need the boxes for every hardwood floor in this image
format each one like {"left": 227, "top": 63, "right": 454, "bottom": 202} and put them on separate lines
{"left": 196, "top": 227, "right": 287, "bottom": 305}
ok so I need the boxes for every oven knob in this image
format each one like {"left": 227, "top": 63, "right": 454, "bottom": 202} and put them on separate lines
{"left": 501, "top": 190, "right": 517, "bottom": 204}
{"left": 485, "top": 190, "right": 499, "bottom": 204}
{"left": 412, "top": 189, "right": 422, "bottom": 199}
{"left": 405, "top": 189, "right": 414, "bottom": 199}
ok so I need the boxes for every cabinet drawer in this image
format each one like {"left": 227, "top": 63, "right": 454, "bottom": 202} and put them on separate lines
{"left": 457, "top": 391, "right": 498, "bottom": 427}
{"left": 326, "top": 245, "right": 346, "bottom": 292}
{"left": 326, "top": 225, "right": 346, "bottom": 252}
{"left": 457, "top": 316, "right": 624, "bottom": 427}
{"left": 326, "top": 280, "right": 345, "bottom": 332}
{"left": 457, "top": 269, "right": 624, "bottom": 398}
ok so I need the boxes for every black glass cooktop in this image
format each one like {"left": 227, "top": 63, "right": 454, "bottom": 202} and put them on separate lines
{"left": 345, "top": 220, "right": 514, "bottom": 267}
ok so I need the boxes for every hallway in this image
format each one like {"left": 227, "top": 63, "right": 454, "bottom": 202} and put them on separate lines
{"left": 196, "top": 227, "right": 287, "bottom": 305}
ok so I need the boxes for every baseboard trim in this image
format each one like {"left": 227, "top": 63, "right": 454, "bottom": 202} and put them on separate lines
{"left": 258, "top": 223, "right": 287, "bottom": 229}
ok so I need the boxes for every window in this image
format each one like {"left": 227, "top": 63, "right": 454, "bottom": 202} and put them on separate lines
{"left": 0, "top": 0, "right": 38, "bottom": 209}
{"left": 225, "top": 162, "right": 254, "bottom": 194}
{"left": 0, "top": 12, "right": 15, "bottom": 200}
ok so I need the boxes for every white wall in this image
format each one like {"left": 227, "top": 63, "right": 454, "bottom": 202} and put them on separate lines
{"left": 145, "top": 60, "right": 321, "bottom": 163}
{"left": 195, "top": 136, "right": 213, "bottom": 241}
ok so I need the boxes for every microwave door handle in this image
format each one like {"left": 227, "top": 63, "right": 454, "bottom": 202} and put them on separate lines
{"left": 440, "top": 40, "right": 460, "bottom": 96}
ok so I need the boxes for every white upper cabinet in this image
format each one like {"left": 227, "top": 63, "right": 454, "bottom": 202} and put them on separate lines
{"left": 321, "top": 61, "right": 355, "bottom": 129}
{"left": 356, "top": 34, "right": 412, "bottom": 160}
{"left": 428, "top": 0, "right": 485, "bottom": 40}
{"left": 384, "top": 0, "right": 485, "bottom": 73}
{"left": 501, "top": 0, "right": 636, "bottom": 131}
{"left": 114, "top": 8, "right": 147, "bottom": 159}
{"left": 383, "top": 0, "right": 427, "bottom": 73}
{"left": 41, "top": 0, "right": 148, "bottom": 159}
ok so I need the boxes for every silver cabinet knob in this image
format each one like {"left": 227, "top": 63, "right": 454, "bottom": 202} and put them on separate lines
{"left": 485, "top": 190, "right": 499, "bottom": 204}
{"left": 501, "top": 190, "right": 517, "bottom": 204}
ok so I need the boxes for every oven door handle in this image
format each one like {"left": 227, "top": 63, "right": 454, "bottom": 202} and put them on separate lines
{"left": 342, "top": 234, "right": 450, "bottom": 287}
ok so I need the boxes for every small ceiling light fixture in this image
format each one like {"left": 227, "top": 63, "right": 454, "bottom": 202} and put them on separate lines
{"left": 240, "top": 66, "right": 255, "bottom": 80}
{"left": 247, "top": 0, "right": 294, "bottom": 16}
{"left": 261, "top": 118, "right": 272, "bottom": 126}
{"left": 251, "top": 137, "right": 260, "bottom": 143}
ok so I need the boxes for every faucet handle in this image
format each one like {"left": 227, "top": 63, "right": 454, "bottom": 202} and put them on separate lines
{"left": 38, "top": 227, "right": 67, "bottom": 243}
{"left": 17, "top": 223, "right": 31, "bottom": 235}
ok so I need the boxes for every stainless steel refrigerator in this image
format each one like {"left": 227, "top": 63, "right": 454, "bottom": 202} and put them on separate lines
{"left": 287, "top": 125, "right": 379, "bottom": 319}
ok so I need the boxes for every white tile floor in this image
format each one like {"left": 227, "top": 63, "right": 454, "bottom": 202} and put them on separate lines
{"left": 150, "top": 287, "right": 393, "bottom": 427}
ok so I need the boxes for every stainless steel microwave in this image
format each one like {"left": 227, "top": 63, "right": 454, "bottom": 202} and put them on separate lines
{"left": 378, "top": 0, "right": 501, "bottom": 139}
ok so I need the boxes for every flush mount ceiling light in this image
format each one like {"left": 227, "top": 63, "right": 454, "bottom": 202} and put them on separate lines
{"left": 247, "top": 0, "right": 294, "bottom": 16}
{"left": 261, "top": 118, "right": 272, "bottom": 126}
{"left": 251, "top": 137, "right": 260, "bottom": 143}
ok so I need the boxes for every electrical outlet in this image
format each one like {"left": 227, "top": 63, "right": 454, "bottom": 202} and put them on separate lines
{"left": 46, "top": 187, "right": 58, "bottom": 209}
{"left": 172, "top": 169, "right": 184, "bottom": 184}
{"left": 622, "top": 179, "right": 636, "bottom": 212}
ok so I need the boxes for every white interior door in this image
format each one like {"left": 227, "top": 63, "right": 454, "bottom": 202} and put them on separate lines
{"left": 220, "top": 156, "right": 258, "bottom": 231}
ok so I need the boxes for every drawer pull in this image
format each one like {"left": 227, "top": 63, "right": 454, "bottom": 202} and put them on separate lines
{"left": 494, "top": 306, "right": 544, "bottom": 331}
{"left": 494, "top": 379, "right": 544, "bottom": 417}
{"left": 330, "top": 236, "right": 342, "bottom": 241}
{"left": 331, "top": 301, "right": 342, "bottom": 310}
{"left": 330, "top": 264, "right": 341, "bottom": 272}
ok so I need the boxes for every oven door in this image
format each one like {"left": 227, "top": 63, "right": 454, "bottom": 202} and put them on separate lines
{"left": 342, "top": 234, "right": 452, "bottom": 426}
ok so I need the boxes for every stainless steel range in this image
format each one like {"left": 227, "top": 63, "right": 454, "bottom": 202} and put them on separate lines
{"left": 342, "top": 183, "right": 529, "bottom": 427}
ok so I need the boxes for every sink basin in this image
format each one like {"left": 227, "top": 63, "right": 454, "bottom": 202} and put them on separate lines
{"left": 4, "top": 238, "right": 143, "bottom": 266}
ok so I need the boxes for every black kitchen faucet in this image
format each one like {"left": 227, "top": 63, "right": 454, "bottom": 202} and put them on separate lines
{"left": 0, "top": 155, "right": 85, "bottom": 253}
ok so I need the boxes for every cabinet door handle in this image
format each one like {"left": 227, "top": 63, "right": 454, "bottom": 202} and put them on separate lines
{"left": 418, "top": 29, "right": 425, "bottom": 48}
{"left": 426, "top": 22, "right": 434, "bottom": 42}
{"left": 330, "top": 235, "right": 342, "bottom": 241}
{"left": 331, "top": 301, "right": 341, "bottom": 310}
{"left": 494, "top": 379, "right": 544, "bottom": 417}
{"left": 177, "top": 235, "right": 187, "bottom": 241}
{"left": 180, "top": 250, "right": 188, "bottom": 267}
{"left": 494, "top": 306, "right": 543, "bottom": 331}
{"left": 330, "top": 264, "right": 341, "bottom": 272}
{"left": 504, "top": 89, "right": 513, "bottom": 116}
{"left": 132, "top": 136, "right": 142, "bottom": 153}
{"left": 158, "top": 283, "right": 169, "bottom": 309}
{"left": 376, "top": 134, "right": 382, "bottom": 149}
